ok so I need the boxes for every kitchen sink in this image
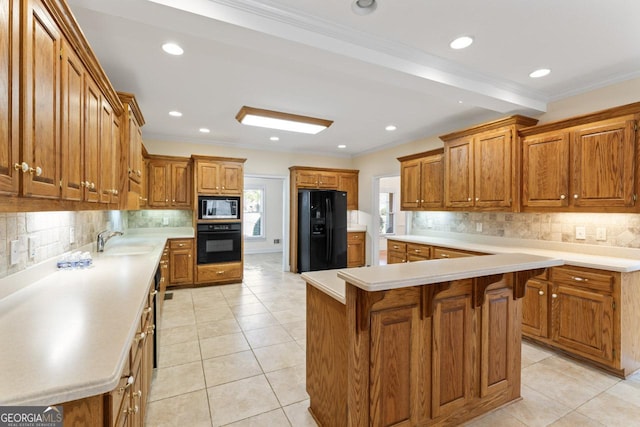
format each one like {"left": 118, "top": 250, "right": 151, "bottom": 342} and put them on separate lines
{"left": 103, "top": 245, "right": 154, "bottom": 256}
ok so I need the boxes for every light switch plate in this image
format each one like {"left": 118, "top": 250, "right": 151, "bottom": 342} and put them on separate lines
{"left": 596, "top": 227, "right": 607, "bottom": 241}
{"left": 69, "top": 227, "right": 75, "bottom": 244}
{"left": 162, "top": 217, "right": 169, "bottom": 226}
{"left": 476, "top": 222, "right": 483, "bottom": 232}
{"left": 10, "top": 240, "right": 19, "bottom": 265}
{"left": 575, "top": 226, "right": 586, "bottom": 240}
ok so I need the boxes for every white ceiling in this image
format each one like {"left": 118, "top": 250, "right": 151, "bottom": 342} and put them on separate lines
{"left": 67, "top": 0, "right": 640, "bottom": 157}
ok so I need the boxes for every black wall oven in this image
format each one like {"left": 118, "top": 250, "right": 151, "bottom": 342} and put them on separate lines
{"left": 197, "top": 223, "right": 242, "bottom": 264}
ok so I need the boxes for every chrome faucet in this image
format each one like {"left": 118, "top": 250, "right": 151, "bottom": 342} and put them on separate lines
{"left": 97, "top": 230, "right": 124, "bottom": 252}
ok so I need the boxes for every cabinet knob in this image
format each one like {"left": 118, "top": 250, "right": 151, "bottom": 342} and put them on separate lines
{"left": 222, "top": 186, "right": 225, "bottom": 189}
{"left": 14, "top": 162, "right": 29, "bottom": 173}
{"left": 118, "top": 375, "right": 135, "bottom": 394}
{"left": 573, "top": 194, "right": 579, "bottom": 199}
{"left": 475, "top": 197, "right": 479, "bottom": 201}
{"left": 150, "top": 290, "right": 158, "bottom": 296}
{"left": 133, "top": 390, "right": 142, "bottom": 399}
{"left": 90, "top": 182, "right": 95, "bottom": 190}
{"left": 217, "top": 271, "right": 224, "bottom": 275}
{"left": 144, "top": 306, "right": 152, "bottom": 314}
{"left": 421, "top": 199, "right": 424, "bottom": 203}
{"left": 551, "top": 293, "right": 558, "bottom": 299}
{"left": 415, "top": 199, "right": 419, "bottom": 203}
{"left": 137, "top": 170, "right": 142, "bottom": 176}
{"left": 538, "top": 290, "right": 545, "bottom": 296}
{"left": 560, "top": 194, "right": 566, "bottom": 200}
{"left": 135, "top": 332, "right": 146, "bottom": 342}
{"left": 440, "top": 254, "right": 449, "bottom": 258}
{"left": 165, "top": 199, "right": 168, "bottom": 202}
{"left": 29, "top": 166, "right": 42, "bottom": 176}
{"left": 172, "top": 199, "right": 176, "bottom": 202}
{"left": 467, "top": 197, "right": 472, "bottom": 202}
{"left": 414, "top": 249, "right": 420, "bottom": 253}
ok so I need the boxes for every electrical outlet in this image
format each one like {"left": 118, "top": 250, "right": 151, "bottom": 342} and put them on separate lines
{"left": 10, "top": 240, "right": 19, "bottom": 265}
{"left": 28, "top": 237, "right": 37, "bottom": 259}
{"left": 476, "top": 222, "right": 483, "bottom": 232}
{"left": 69, "top": 227, "right": 75, "bottom": 244}
{"left": 596, "top": 227, "right": 607, "bottom": 241}
{"left": 427, "top": 219, "right": 433, "bottom": 229}
{"left": 575, "top": 226, "right": 586, "bottom": 240}
{"left": 162, "top": 217, "right": 169, "bottom": 226}
{"left": 273, "top": 239, "right": 280, "bottom": 244}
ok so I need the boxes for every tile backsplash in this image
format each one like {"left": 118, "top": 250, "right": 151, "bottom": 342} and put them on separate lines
{"left": 0, "top": 210, "right": 111, "bottom": 278}
{"left": 411, "top": 211, "right": 640, "bottom": 248}
{"left": 127, "top": 210, "right": 193, "bottom": 229}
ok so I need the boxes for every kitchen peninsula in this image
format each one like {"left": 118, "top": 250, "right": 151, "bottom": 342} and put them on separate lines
{"left": 302, "top": 253, "right": 562, "bottom": 426}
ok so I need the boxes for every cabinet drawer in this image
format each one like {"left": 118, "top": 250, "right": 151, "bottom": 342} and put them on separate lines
{"left": 406, "top": 243, "right": 430, "bottom": 258}
{"left": 348, "top": 231, "right": 365, "bottom": 242}
{"left": 432, "top": 247, "right": 476, "bottom": 259}
{"left": 551, "top": 267, "right": 614, "bottom": 293}
{"left": 197, "top": 262, "right": 243, "bottom": 283}
{"left": 170, "top": 238, "right": 193, "bottom": 250}
{"left": 387, "top": 241, "right": 407, "bottom": 253}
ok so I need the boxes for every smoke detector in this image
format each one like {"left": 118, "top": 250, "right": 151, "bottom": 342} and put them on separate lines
{"left": 352, "top": 0, "right": 377, "bottom": 15}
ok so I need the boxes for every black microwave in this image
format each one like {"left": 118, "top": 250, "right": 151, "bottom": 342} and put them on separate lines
{"left": 198, "top": 196, "right": 240, "bottom": 220}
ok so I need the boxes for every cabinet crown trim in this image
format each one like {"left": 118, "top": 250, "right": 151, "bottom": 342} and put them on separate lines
{"left": 397, "top": 148, "right": 444, "bottom": 162}
{"left": 191, "top": 155, "right": 247, "bottom": 163}
{"left": 518, "top": 102, "right": 640, "bottom": 136}
{"left": 289, "top": 166, "right": 359, "bottom": 174}
{"left": 117, "top": 92, "right": 145, "bottom": 126}
{"left": 439, "top": 115, "right": 538, "bottom": 141}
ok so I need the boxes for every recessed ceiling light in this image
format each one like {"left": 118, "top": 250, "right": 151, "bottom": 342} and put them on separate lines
{"left": 458, "top": 100, "right": 464, "bottom": 104}
{"left": 385, "top": 125, "right": 397, "bottom": 131}
{"left": 162, "top": 43, "right": 184, "bottom": 56}
{"left": 529, "top": 68, "right": 551, "bottom": 78}
{"left": 270, "top": 136, "right": 280, "bottom": 141}
{"left": 351, "top": 0, "right": 377, "bottom": 15}
{"left": 199, "top": 128, "right": 210, "bottom": 133}
{"left": 169, "top": 111, "right": 182, "bottom": 117}
{"left": 450, "top": 36, "right": 474, "bottom": 50}
{"left": 338, "top": 144, "right": 347, "bottom": 149}
{"left": 236, "top": 106, "right": 332, "bottom": 135}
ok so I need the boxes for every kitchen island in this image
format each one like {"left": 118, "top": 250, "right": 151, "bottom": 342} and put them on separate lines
{"left": 302, "top": 253, "right": 562, "bottom": 426}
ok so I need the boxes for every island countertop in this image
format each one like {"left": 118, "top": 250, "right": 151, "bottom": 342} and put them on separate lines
{"left": 302, "top": 253, "right": 563, "bottom": 298}
{"left": 337, "top": 253, "right": 563, "bottom": 292}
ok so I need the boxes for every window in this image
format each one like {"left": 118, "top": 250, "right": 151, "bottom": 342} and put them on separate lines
{"left": 243, "top": 187, "right": 265, "bottom": 238}
{"left": 379, "top": 192, "right": 395, "bottom": 234}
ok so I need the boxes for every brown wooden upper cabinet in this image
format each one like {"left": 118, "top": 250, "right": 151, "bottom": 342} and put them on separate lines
{"left": 338, "top": 173, "right": 359, "bottom": 210}
{"left": 398, "top": 149, "right": 444, "bottom": 210}
{"left": 148, "top": 156, "right": 192, "bottom": 208}
{"left": 0, "top": 0, "right": 19, "bottom": 196}
{"left": 0, "top": 0, "right": 124, "bottom": 211}
{"left": 440, "top": 116, "right": 538, "bottom": 211}
{"left": 521, "top": 106, "right": 639, "bottom": 212}
{"left": 195, "top": 157, "right": 244, "bottom": 196}
{"left": 118, "top": 92, "right": 146, "bottom": 209}
{"left": 290, "top": 167, "right": 359, "bottom": 210}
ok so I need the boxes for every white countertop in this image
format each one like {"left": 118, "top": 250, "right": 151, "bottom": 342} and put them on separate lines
{"left": 0, "top": 228, "right": 193, "bottom": 406}
{"left": 388, "top": 233, "right": 640, "bottom": 273}
{"left": 301, "top": 269, "right": 347, "bottom": 304}
{"left": 338, "top": 253, "right": 563, "bottom": 292}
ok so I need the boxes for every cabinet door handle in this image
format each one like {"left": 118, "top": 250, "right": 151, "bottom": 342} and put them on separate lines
{"left": 551, "top": 293, "right": 558, "bottom": 299}
{"left": 572, "top": 276, "right": 588, "bottom": 282}
{"left": 393, "top": 245, "right": 399, "bottom": 249}
{"left": 14, "top": 162, "right": 29, "bottom": 173}
{"left": 538, "top": 290, "right": 545, "bottom": 296}
{"left": 440, "top": 254, "right": 449, "bottom": 258}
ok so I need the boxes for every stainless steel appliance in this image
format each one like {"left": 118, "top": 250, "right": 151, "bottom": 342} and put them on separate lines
{"left": 297, "top": 189, "right": 347, "bottom": 272}
{"left": 198, "top": 196, "right": 240, "bottom": 220}
{"left": 197, "top": 222, "right": 242, "bottom": 264}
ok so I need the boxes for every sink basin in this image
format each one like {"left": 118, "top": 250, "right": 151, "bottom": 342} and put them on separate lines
{"left": 103, "top": 245, "right": 154, "bottom": 256}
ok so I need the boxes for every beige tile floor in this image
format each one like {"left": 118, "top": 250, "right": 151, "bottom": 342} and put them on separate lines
{"left": 146, "top": 253, "right": 640, "bottom": 426}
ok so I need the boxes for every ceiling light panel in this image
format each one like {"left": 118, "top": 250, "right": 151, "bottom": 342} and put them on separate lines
{"left": 236, "top": 106, "right": 332, "bottom": 135}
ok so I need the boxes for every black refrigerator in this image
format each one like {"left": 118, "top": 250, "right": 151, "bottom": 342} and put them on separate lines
{"left": 297, "top": 189, "right": 348, "bottom": 272}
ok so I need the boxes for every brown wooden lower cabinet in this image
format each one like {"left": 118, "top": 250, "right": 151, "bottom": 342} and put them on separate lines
{"left": 58, "top": 282, "right": 156, "bottom": 426}
{"left": 347, "top": 231, "right": 366, "bottom": 267}
{"left": 306, "top": 274, "right": 522, "bottom": 426}
{"left": 168, "top": 238, "right": 194, "bottom": 286}
{"left": 521, "top": 265, "right": 640, "bottom": 377}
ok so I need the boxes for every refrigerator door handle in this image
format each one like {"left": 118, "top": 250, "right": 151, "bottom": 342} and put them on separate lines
{"left": 326, "top": 197, "right": 332, "bottom": 262}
